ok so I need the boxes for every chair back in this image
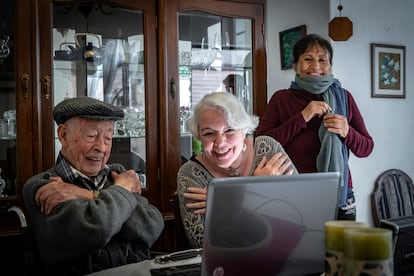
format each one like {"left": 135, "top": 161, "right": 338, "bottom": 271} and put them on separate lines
{"left": 172, "top": 192, "right": 193, "bottom": 251}
{"left": 0, "top": 205, "right": 36, "bottom": 275}
{"left": 371, "top": 169, "right": 414, "bottom": 226}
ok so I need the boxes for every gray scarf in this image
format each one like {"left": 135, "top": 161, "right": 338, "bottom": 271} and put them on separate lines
{"left": 292, "top": 75, "right": 349, "bottom": 208}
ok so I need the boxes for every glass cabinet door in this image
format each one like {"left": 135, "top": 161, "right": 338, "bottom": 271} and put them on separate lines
{"left": 0, "top": 0, "right": 34, "bottom": 203}
{"left": 161, "top": 0, "right": 266, "bottom": 222}
{"left": 178, "top": 11, "right": 254, "bottom": 160}
{"left": 164, "top": 0, "right": 266, "bottom": 163}
{"left": 39, "top": 1, "right": 158, "bottom": 202}
{"left": 0, "top": 0, "right": 16, "bottom": 198}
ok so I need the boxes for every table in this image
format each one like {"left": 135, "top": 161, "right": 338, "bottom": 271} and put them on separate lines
{"left": 85, "top": 256, "right": 202, "bottom": 276}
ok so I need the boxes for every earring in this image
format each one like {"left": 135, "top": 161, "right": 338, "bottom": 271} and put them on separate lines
{"left": 242, "top": 143, "right": 247, "bottom": 152}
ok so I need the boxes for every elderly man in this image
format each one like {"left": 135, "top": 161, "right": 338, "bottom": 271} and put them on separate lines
{"left": 23, "top": 97, "right": 164, "bottom": 276}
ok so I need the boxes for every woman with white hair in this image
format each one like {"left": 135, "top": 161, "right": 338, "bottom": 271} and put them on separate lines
{"left": 177, "top": 91, "right": 297, "bottom": 248}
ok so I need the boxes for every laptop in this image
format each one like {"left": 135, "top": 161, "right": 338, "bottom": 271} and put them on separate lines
{"left": 201, "top": 172, "right": 340, "bottom": 276}
{"left": 151, "top": 172, "right": 340, "bottom": 276}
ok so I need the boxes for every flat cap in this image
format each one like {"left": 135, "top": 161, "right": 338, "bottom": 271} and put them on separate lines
{"left": 53, "top": 97, "right": 125, "bottom": 124}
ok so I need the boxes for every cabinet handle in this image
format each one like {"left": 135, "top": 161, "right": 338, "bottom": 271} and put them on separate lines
{"left": 42, "top": 75, "right": 51, "bottom": 100}
{"left": 21, "top": 73, "right": 30, "bottom": 98}
{"left": 170, "top": 78, "right": 176, "bottom": 100}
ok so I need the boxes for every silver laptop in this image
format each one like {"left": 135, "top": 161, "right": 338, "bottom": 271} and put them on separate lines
{"left": 201, "top": 172, "right": 340, "bottom": 276}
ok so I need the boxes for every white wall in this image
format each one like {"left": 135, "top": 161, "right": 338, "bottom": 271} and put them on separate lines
{"left": 265, "top": 0, "right": 329, "bottom": 90}
{"left": 266, "top": 0, "right": 414, "bottom": 225}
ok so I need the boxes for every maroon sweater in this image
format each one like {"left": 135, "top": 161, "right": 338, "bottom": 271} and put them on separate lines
{"left": 255, "top": 88, "right": 374, "bottom": 189}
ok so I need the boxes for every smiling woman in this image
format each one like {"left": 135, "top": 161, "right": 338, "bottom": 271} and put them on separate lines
{"left": 256, "top": 33, "right": 374, "bottom": 222}
{"left": 176, "top": 91, "right": 297, "bottom": 248}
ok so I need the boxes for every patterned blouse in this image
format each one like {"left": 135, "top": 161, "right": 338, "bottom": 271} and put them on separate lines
{"left": 176, "top": 135, "right": 298, "bottom": 248}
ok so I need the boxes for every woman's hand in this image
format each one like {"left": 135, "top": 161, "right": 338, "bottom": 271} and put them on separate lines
{"left": 253, "top": 152, "right": 294, "bottom": 176}
{"left": 301, "top": 101, "right": 332, "bottom": 122}
{"left": 323, "top": 114, "right": 349, "bottom": 138}
{"left": 183, "top": 187, "right": 207, "bottom": 215}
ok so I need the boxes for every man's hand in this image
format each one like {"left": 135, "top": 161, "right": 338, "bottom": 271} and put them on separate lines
{"left": 183, "top": 187, "right": 207, "bottom": 215}
{"left": 35, "top": 176, "right": 92, "bottom": 215}
{"left": 111, "top": 170, "right": 142, "bottom": 194}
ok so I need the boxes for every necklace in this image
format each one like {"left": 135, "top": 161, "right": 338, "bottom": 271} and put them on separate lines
{"left": 225, "top": 152, "right": 245, "bottom": 177}
{"left": 227, "top": 167, "right": 241, "bottom": 177}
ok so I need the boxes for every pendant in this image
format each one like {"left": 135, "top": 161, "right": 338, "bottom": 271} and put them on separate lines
{"left": 228, "top": 168, "right": 240, "bottom": 177}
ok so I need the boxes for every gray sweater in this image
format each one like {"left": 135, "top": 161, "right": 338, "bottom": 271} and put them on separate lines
{"left": 23, "top": 161, "right": 164, "bottom": 275}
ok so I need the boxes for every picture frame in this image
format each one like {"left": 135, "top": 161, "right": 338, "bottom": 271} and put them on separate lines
{"left": 279, "top": 25, "right": 306, "bottom": 70}
{"left": 371, "top": 43, "right": 405, "bottom": 98}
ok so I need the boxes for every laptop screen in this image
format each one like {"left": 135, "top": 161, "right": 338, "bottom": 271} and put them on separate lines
{"left": 201, "top": 172, "right": 340, "bottom": 276}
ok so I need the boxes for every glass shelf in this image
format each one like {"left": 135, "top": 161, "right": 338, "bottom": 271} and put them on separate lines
{"left": 0, "top": 136, "right": 16, "bottom": 141}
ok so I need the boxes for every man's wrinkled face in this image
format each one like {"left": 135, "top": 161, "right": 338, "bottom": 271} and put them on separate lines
{"left": 58, "top": 117, "right": 114, "bottom": 177}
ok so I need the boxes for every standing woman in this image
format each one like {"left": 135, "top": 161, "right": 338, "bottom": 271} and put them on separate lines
{"left": 256, "top": 34, "right": 374, "bottom": 221}
{"left": 177, "top": 92, "right": 297, "bottom": 248}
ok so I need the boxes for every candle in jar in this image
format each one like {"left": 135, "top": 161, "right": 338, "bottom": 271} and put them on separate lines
{"left": 325, "top": 221, "right": 368, "bottom": 251}
{"left": 343, "top": 227, "right": 393, "bottom": 276}
{"left": 324, "top": 221, "right": 368, "bottom": 276}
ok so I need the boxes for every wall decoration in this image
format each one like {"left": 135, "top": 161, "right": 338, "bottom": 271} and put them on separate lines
{"left": 279, "top": 25, "right": 306, "bottom": 70}
{"left": 329, "top": 0, "right": 353, "bottom": 41}
{"left": 371, "top": 43, "right": 405, "bottom": 98}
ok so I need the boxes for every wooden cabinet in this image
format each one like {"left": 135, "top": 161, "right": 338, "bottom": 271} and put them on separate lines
{"left": 0, "top": 1, "right": 40, "bottom": 274}
{"left": 1, "top": 0, "right": 266, "bottom": 255}
{"left": 0, "top": 0, "right": 38, "bottom": 218}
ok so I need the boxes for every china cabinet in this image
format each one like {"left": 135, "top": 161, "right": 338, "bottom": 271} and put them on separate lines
{"left": 0, "top": 1, "right": 39, "bottom": 274}
{"left": 0, "top": 0, "right": 266, "bottom": 265}
{"left": 0, "top": 0, "right": 37, "bottom": 218}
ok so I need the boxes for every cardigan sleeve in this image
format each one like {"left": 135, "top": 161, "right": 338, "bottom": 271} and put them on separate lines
{"left": 176, "top": 160, "right": 212, "bottom": 248}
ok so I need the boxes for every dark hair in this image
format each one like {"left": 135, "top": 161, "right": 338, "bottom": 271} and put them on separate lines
{"left": 292, "top": 34, "right": 333, "bottom": 65}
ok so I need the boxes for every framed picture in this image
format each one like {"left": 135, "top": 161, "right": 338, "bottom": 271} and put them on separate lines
{"left": 279, "top": 25, "right": 306, "bottom": 70}
{"left": 371, "top": 43, "right": 405, "bottom": 98}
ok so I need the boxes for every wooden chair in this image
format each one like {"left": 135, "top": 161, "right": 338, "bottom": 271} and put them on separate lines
{"left": 0, "top": 205, "right": 35, "bottom": 276}
{"left": 371, "top": 169, "right": 414, "bottom": 227}
{"left": 172, "top": 192, "right": 193, "bottom": 251}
